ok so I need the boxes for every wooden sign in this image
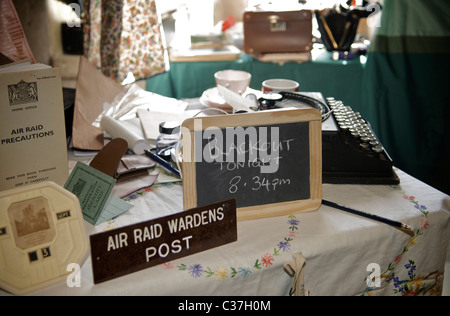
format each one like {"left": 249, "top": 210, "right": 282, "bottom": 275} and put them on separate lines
{"left": 181, "top": 109, "right": 322, "bottom": 221}
{"left": 90, "top": 199, "right": 237, "bottom": 284}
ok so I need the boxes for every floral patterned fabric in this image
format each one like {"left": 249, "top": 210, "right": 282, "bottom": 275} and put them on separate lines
{"left": 83, "top": 0, "right": 167, "bottom": 83}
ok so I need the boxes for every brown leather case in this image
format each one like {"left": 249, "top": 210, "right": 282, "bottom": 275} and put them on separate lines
{"left": 243, "top": 10, "right": 313, "bottom": 54}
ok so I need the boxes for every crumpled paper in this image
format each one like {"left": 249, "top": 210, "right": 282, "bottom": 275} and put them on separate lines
{"left": 93, "top": 83, "right": 188, "bottom": 129}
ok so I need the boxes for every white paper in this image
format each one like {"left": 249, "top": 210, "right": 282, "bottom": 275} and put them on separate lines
{"left": 217, "top": 85, "right": 257, "bottom": 112}
{"left": 93, "top": 83, "right": 188, "bottom": 128}
{"left": 100, "top": 115, "right": 151, "bottom": 154}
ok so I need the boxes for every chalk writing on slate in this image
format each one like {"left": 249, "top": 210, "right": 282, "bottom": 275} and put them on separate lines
{"left": 195, "top": 122, "right": 310, "bottom": 208}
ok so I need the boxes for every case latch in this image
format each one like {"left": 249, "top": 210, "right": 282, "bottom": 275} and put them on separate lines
{"left": 269, "top": 15, "right": 287, "bottom": 32}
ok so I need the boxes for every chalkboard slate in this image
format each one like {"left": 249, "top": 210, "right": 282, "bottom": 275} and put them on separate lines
{"left": 195, "top": 121, "right": 310, "bottom": 208}
{"left": 181, "top": 109, "right": 322, "bottom": 221}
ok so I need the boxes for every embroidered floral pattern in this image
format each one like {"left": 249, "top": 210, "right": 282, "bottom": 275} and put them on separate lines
{"left": 123, "top": 187, "right": 154, "bottom": 202}
{"left": 387, "top": 260, "right": 442, "bottom": 296}
{"left": 169, "top": 214, "right": 300, "bottom": 281}
{"left": 363, "top": 187, "right": 444, "bottom": 296}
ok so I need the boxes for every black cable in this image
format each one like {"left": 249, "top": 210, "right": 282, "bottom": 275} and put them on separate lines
{"left": 279, "top": 92, "right": 332, "bottom": 122}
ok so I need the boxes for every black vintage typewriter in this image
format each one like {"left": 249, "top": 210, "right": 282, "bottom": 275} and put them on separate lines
{"left": 258, "top": 92, "right": 400, "bottom": 185}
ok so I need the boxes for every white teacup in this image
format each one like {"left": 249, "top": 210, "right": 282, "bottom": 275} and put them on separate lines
{"left": 215, "top": 70, "right": 252, "bottom": 95}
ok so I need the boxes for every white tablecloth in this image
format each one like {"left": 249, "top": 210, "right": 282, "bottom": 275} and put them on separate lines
{"left": 3, "top": 168, "right": 449, "bottom": 296}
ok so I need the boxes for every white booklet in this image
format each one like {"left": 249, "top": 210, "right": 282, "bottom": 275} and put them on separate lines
{"left": 0, "top": 63, "right": 69, "bottom": 191}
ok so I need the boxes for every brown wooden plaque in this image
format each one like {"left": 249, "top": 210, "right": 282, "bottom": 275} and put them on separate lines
{"left": 90, "top": 199, "right": 237, "bottom": 284}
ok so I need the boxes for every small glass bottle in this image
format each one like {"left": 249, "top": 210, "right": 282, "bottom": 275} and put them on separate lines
{"left": 156, "top": 121, "right": 181, "bottom": 160}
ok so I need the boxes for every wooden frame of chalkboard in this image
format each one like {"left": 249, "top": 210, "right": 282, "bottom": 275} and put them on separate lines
{"left": 181, "top": 109, "right": 322, "bottom": 221}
